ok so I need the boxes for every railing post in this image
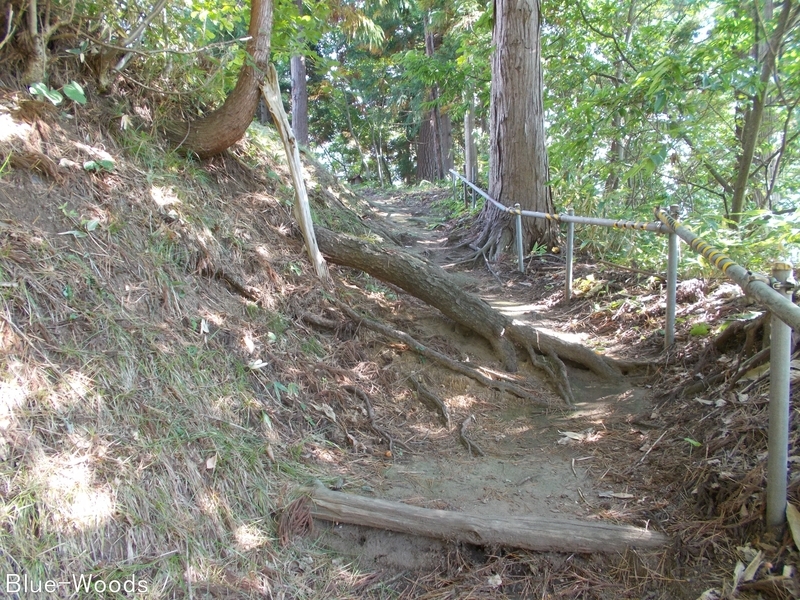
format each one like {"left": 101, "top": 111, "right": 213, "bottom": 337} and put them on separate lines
{"left": 515, "top": 203, "right": 524, "bottom": 274}
{"left": 766, "top": 261, "right": 794, "bottom": 532}
{"left": 665, "top": 204, "right": 679, "bottom": 349}
{"left": 565, "top": 208, "right": 575, "bottom": 302}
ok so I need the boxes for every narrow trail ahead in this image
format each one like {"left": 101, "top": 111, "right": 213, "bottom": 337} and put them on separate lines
{"left": 321, "top": 187, "right": 661, "bottom": 572}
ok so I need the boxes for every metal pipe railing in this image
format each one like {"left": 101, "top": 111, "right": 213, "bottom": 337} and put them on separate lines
{"left": 767, "top": 262, "right": 793, "bottom": 531}
{"left": 448, "top": 170, "right": 797, "bottom": 530}
{"left": 565, "top": 208, "right": 575, "bottom": 301}
{"left": 665, "top": 205, "right": 679, "bottom": 348}
{"left": 653, "top": 208, "right": 800, "bottom": 332}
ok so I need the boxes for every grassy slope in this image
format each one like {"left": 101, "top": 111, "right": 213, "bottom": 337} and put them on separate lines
{"left": 0, "top": 95, "right": 385, "bottom": 598}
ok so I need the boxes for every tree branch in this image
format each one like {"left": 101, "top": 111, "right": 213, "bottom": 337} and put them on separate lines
{"left": 730, "top": 0, "right": 799, "bottom": 220}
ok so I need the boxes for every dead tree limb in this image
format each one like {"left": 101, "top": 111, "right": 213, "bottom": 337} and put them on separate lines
{"left": 302, "top": 483, "right": 668, "bottom": 553}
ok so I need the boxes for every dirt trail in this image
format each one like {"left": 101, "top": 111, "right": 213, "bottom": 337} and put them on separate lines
{"left": 318, "top": 188, "right": 657, "bottom": 572}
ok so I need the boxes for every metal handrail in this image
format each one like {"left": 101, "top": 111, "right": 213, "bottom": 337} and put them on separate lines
{"left": 450, "top": 168, "right": 797, "bottom": 531}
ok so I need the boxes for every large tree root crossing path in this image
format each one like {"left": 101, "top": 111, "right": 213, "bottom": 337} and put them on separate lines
{"left": 307, "top": 187, "right": 669, "bottom": 564}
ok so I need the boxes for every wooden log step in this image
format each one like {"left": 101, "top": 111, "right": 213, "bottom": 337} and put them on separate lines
{"left": 303, "top": 483, "right": 668, "bottom": 554}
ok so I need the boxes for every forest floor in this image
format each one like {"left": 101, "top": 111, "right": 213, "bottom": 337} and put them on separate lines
{"left": 309, "top": 185, "right": 800, "bottom": 599}
{"left": 1, "top": 96, "right": 798, "bottom": 599}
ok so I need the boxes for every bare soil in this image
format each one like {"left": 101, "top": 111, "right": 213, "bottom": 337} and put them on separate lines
{"left": 307, "top": 188, "right": 714, "bottom": 598}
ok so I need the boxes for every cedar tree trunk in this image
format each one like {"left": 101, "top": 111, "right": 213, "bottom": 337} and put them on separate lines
{"left": 290, "top": 0, "right": 309, "bottom": 147}
{"left": 473, "top": 0, "right": 556, "bottom": 259}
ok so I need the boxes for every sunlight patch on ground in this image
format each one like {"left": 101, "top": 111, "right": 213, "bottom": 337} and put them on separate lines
{"left": 234, "top": 523, "right": 270, "bottom": 551}
{"left": 49, "top": 370, "right": 96, "bottom": 411}
{"left": 150, "top": 186, "right": 181, "bottom": 208}
{"left": 0, "top": 112, "right": 32, "bottom": 142}
{"left": 37, "top": 455, "right": 115, "bottom": 531}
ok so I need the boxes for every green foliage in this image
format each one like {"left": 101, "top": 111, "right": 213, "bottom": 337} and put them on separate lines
{"left": 29, "top": 81, "right": 86, "bottom": 105}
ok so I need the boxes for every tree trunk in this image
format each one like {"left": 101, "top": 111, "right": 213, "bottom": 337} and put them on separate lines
{"left": 415, "top": 22, "right": 453, "bottom": 183}
{"left": 290, "top": 54, "right": 309, "bottom": 147}
{"left": 729, "top": 0, "right": 798, "bottom": 221}
{"left": 166, "top": 0, "right": 274, "bottom": 158}
{"left": 316, "top": 227, "right": 620, "bottom": 381}
{"left": 290, "top": 0, "right": 309, "bottom": 147}
{"left": 416, "top": 111, "right": 440, "bottom": 181}
{"left": 464, "top": 93, "right": 477, "bottom": 186}
{"left": 473, "top": 0, "right": 556, "bottom": 259}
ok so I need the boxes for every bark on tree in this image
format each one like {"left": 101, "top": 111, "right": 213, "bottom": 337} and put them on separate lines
{"left": 290, "top": 0, "right": 309, "bottom": 147}
{"left": 472, "top": 0, "right": 556, "bottom": 259}
{"left": 415, "top": 22, "right": 453, "bottom": 182}
{"left": 166, "top": 0, "right": 274, "bottom": 158}
{"left": 290, "top": 54, "right": 309, "bottom": 147}
{"left": 464, "top": 92, "right": 478, "bottom": 189}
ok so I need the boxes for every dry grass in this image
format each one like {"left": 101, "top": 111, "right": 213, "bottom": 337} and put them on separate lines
{"left": 0, "top": 93, "right": 399, "bottom": 599}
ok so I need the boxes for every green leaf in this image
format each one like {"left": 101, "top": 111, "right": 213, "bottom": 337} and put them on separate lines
{"left": 653, "top": 90, "right": 666, "bottom": 113}
{"left": 29, "top": 83, "right": 63, "bottom": 105}
{"left": 690, "top": 323, "right": 710, "bottom": 336}
{"left": 63, "top": 81, "right": 87, "bottom": 104}
{"left": 84, "top": 219, "right": 100, "bottom": 232}
{"left": 83, "top": 159, "right": 115, "bottom": 172}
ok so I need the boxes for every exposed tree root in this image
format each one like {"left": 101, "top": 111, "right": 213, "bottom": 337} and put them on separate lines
{"left": 317, "top": 227, "right": 518, "bottom": 372}
{"left": 507, "top": 322, "right": 620, "bottom": 380}
{"left": 459, "top": 415, "right": 485, "bottom": 457}
{"left": 334, "top": 300, "right": 550, "bottom": 405}
{"left": 521, "top": 342, "right": 574, "bottom": 405}
{"left": 316, "top": 228, "right": 622, "bottom": 404}
{"left": 342, "top": 384, "right": 412, "bottom": 454}
{"left": 408, "top": 375, "right": 451, "bottom": 428}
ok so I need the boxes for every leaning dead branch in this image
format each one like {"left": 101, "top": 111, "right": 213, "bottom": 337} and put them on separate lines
{"left": 334, "top": 300, "right": 550, "bottom": 405}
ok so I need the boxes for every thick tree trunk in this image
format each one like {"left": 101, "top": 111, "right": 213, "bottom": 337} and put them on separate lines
{"left": 416, "top": 112, "right": 440, "bottom": 181}
{"left": 166, "top": 0, "right": 273, "bottom": 158}
{"left": 290, "top": 54, "right": 309, "bottom": 147}
{"left": 316, "top": 227, "right": 620, "bottom": 381}
{"left": 474, "top": 0, "right": 555, "bottom": 259}
{"left": 415, "top": 23, "right": 453, "bottom": 182}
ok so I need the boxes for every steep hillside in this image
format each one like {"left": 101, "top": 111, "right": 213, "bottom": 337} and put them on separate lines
{"left": 0, "top": 92, "right": 393, "bottom": 598}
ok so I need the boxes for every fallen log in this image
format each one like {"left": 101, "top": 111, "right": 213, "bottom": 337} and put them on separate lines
{"left": 317, "top": 226, "right": 519, "bottom": 372}
{"left": 303, "top": 483, "right": 668, "bottom": 554}
{"left": 316, "top": 227, "right": 620, "bottom": 383}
